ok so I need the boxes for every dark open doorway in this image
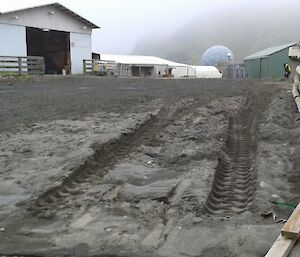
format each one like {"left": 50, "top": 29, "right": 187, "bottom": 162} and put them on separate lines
{"left": 131, "top": 66, "right": 140, "bottom": 77}
{"left": 26, "top": 27, "right": 70, "bottom": 74}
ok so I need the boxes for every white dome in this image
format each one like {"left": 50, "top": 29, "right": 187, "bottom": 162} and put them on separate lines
{"left": 201, "top": 45, "right": 234, "bottom": 66}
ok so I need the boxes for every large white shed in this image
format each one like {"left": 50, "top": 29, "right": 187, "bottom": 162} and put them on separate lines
{"left": 0, "top": 3, "right": 99, "bottom": 74}
{"left": 101, "top": 54, "right": 222, "bottom": 79}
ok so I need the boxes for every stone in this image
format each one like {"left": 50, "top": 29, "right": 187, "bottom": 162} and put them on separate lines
{"left": 141, "top": 223, "right": 165, "bottom": 248}
{"left": 119, "top": 180, "right": 179, "bottom": 202}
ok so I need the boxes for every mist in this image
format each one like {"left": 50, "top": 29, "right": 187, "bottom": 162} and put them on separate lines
{"left": 133, "top": 0, "right": 300, "bottom": 64}
{"left": 0, "top": 0, "right": 212, "bottom": 54}
{"left": 1, "top": 0, "right": 298, "bottom": 58}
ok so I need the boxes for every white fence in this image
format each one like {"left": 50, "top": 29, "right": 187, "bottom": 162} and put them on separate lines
{"left": 0, "top": 56, "right": 45, "bottom": 75}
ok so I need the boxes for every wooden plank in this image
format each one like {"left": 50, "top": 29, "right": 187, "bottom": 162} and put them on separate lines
{"left": 265, "top": 235, "right": 298, "bottom": 257}
{"left": 0, "top": 60, "right": 18, "bottom": 63}
{"left": 282, "top": 203, "right": 300, "bottom": 239}
{"left": 0, "top": 65, "right": 19, "bottom": 69}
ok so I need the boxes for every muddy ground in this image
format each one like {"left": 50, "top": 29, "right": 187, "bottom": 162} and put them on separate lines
{"left": 0, "top": 77, "right": 300, "bottom": 257}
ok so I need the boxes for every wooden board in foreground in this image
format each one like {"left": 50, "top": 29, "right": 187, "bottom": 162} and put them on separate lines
{"left": 265, "top": 235, "right": 298, "bottom": 257}
{"left": 282, "top": 203, "right": 300, "bottom": 239}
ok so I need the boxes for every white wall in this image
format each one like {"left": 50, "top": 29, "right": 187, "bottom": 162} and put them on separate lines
{"left": 0, "top": 6, "right": 92, "bottom": 35}
{"left": 70, "top": 33, "right": 91, "bottom": 74}
{"left": 172, "top": 66, "right": 196, "bottom": 78}
{"left": 154, "top": 65, "right": 168, "bottom": 77}
{"left": 0, "top": 24, "right": 26, "bottom": 56}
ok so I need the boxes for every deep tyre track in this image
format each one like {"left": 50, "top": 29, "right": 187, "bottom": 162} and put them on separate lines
{"left": 29, "top": 101, "right": 194, "bottom": 214}
{"left": 205, "top": 100, "right": 258, "bottom": 215}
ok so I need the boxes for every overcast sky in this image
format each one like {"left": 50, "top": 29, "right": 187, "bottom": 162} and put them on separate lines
{"left": 1, "top": 0, "right": 291, "bottom": 55}
{"left": 0, "top": 0, "right": 231, "bottom": 54}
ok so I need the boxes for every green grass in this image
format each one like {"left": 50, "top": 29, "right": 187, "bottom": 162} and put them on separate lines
{"left": 0, "top": 72, "right": 32, "bottom": 80}
{"left": 0, "top": 71, "right": 18, "bottom": 76}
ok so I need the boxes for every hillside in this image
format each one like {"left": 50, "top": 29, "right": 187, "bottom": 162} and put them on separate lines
{"left": 132, "top": 1, "right": 300, "bottom": 64}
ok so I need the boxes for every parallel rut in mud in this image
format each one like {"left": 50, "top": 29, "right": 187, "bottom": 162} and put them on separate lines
{"left": 205, "top": 102, "right": 258, "bottom": 215}
{"left": 29, "top": 102, "right": 192, "bottom": 214}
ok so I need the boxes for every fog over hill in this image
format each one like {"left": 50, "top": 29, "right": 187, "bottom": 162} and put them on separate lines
{"left": 132, "top": 0, "right": 300, "bottom": 64}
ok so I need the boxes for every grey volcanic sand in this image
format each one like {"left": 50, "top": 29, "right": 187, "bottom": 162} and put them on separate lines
{"left": 0, "top": 77, "right": 300, "bottom": 257}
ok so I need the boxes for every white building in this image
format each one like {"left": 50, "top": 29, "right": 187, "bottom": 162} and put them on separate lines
{"left": 0, "top": 3, "right": 99, "bottom": 74}
{"left": 101, "top": 54, "right": 222, "bottom": 79}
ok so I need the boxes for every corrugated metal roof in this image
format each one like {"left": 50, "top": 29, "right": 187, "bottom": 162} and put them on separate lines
{"left": 244, "top": 42, "right": 297, "bottom": 61}
{"left": 0, "top": 2, "right": 99, "bottom": 29}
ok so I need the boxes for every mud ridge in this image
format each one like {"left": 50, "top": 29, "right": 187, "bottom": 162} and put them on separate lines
{"left": 205, "top": 100, "right": 258, "bottom": 215}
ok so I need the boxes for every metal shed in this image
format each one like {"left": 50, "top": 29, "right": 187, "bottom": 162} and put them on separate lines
{"left": 244, "top": 42, "right": 300, "bottom": 79}
{"left": 0, "top": 3, "right": 99, "bottom": 74}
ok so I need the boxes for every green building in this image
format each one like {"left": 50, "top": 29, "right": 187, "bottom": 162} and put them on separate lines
{"left": 244, "top": 42, "right": 300, "bottom": 79}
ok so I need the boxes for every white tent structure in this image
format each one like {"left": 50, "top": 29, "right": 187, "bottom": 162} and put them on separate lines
{"left": 100, "top": 54, "right": 222, "bottom": 79}
{"left": 193, "top": 66, "right": 223, "bottom": 78}
{"left": 171, "top": 65, "right": 223, "bottom": 78}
